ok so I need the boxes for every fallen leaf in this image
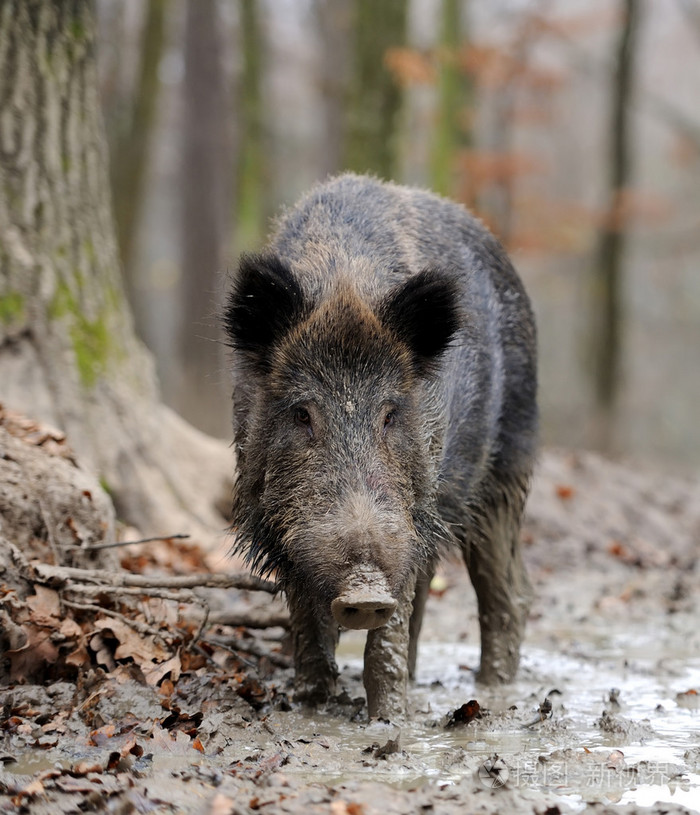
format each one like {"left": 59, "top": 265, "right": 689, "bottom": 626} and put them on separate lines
{"left": 65, "top": 643, "right": 91, "bottom": 668}
{"left": 676, "top": 689, "right": 700, "bottom": 709}
{"left": 209, "top": 793, "right": 235, "bottom": 815}
{"left": 89, "top": 724, "right": 116, "bottom": 746}
{"left": 18, "top": 777, "right": 45, "bottom": 798}
{"left": 149, "top": 723, "right": 196, "bottom": 755}
{"left": 94, "top": 617, "right": 170, "bottom": 664}
{"left": 555, "top": 484, "right": 575, "bottom": 500}
{"left": 606, "top": 749, "right": 626, "bottom": 770}
{"left": 73, "top": 761, "right": 103, "bottom": 775}
{"left": 8, "top": 625, "right": 59, "bottom": 681}
{"left": 142, "top": 653, "right": 181, "bottom": 686}
{"left": 90, "top": 633, "right": 116, "bottom": 672}
{"left": 159, "top": 678, "right": 175, "bottom": 698}
{"left": 330, "top": 802, "right": 365, "bottom": 815}
{"left": 446, "top": 699, "right": 482, "bottom": 727}
{"left": 608, "top": 541, "right": 632, "bottom": 561}
{"left": 26, "top": 586, "right": 61, "bottom": 625}
{"left": 59, "top": 617, "right": 83, "bottom": 638}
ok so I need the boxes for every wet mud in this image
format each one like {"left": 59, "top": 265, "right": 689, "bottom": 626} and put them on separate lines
{"left": 1, "top": 449, "right": 699, "bottom": 814}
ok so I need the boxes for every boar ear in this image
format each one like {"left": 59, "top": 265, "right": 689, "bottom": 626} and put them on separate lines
{"left": 380, "top": 269, "right": 461, "bottom": 373}
{"left": 224, "top": 253, "right": 307, "bottom": 367}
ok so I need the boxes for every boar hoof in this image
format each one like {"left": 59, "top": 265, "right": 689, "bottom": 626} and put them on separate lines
{"left": 331, "top": 594, "right": 397, "bottom": 630}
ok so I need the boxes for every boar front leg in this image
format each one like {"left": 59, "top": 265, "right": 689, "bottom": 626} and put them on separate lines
{"left": 407, "top": 568, "right": 432, "bottom": 679}
{"left": 363, "top": 571, "right": 417, "bottom": 720}
{"left": 463, "top": 481, "right": 532, "bottom": 684}
{"left": 286, "top": 585, "right": 339, "bottom": 704}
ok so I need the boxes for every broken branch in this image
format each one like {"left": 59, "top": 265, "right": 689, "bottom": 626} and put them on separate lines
{"left": 32, "top": 563, "right": 277, "bottom": 593}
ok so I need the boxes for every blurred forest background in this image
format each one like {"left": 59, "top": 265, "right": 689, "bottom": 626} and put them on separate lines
{"left": 97, "top": 0, "right": 700, "bottom": 470}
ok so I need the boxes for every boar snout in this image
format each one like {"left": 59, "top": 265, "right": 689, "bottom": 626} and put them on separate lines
{"left": 331, "top": 566, "right": 398, "bottom": 630}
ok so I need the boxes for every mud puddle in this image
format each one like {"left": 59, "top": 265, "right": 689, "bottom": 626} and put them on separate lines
{"left": 3, "top": 451, "right": 699, "bottom": 814}
{"left": 266, "top": 610, "right": 700, "bottom": 811}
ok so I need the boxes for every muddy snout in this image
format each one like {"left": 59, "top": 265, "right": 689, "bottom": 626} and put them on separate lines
{"left": 331, "top": 567, "right": 398, "bottom": 630}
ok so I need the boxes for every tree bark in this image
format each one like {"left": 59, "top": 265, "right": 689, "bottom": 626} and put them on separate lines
{"left": 233, "top": 0, "right": 267, "bottom": 254}
{"left": 0, "top": 0, "right": 231, "bottom": 543}
{"left": 430, "top": 0, "right": 473, "bottom": 199}
{"left": 343, "top": 0, "right": 408, "bottom": 179}
{"left": 178, "top": 0, "right": 230, "bottom": 436}
{"left": 314, "top": 0, "right": 353, "bottom": 178}
{"left": 110, "top": 0, "right": 168, "bottom": 288}
{"left": 590, "top": 0, "right": 642, "bottom": 450}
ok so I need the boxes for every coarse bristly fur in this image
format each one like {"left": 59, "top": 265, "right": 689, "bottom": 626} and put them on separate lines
{"left": 223, "top": 173, "right": 538, "bottom": 709}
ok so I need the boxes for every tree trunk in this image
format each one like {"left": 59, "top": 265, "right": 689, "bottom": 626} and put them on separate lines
{"left": 109, "top": 0, "right": 168, "bottom": 291}
{"left": 178, "top": 0, "right": 230, "bottom": 437}
{"left": 343, "top": 0, "right": 408, "bottom": 179}
{"left": 314, "top": 0, "right": 353, "bottom": 178}
{"left": 233, "top": 0, "right": 267, "bottom": 254}
{"left": 0, "top": 0, "right": 231, "bottom": 543}
{"left": 430, "top": 0, "right": 473, "bottom": 199}
{"left": 590, "top": 0, "right": 642, "bottom": 451}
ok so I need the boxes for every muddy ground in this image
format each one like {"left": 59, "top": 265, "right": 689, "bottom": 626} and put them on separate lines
{"left": 1, "top": 448, "right": 699, "bottom": 814}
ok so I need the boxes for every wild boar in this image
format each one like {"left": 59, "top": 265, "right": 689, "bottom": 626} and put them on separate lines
{"left": 224, "top": 174, "right": 537, "bottom": 719}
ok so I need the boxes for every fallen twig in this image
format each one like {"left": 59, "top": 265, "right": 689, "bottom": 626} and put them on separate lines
{"left": 85, "top": 533, "right": 191, "bottom": 551}
{"left": 63, "top": 583, "right": 200, "bottom": 603}
{"left": 204, "top": 634, "right": 292, "bottom": 669}
{"left": 32, "top": 563, "right": 277, "bottom": 593}
{"left": 209, "top": 608, "right": 290, "bottom": 629}
{"left": 62, "top": 598, "right": 167, "bottom": 640}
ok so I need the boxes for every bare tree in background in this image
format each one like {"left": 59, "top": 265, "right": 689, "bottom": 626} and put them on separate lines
{"left": 179, "top": 0, "right": 231, "bottom": 436}
{"left": 234, "top": 0, "right": 267, "bottom": 254}
{"left": 431, "top": 0, "right": 473, "bottom": 199}
{"left": 590, "top": 0, "right": 643, "bottom": 450}
{"left": 0, "top": 0, "right": 230, "bottom": 541}
{"left": 344, "top": 0, "right": 408, "bottom": 179}
{"left": 315, "top": 0, "right": 353, "bottom": 178}
{"left": 109, "top": 0, "right": 168, "bottom": 299}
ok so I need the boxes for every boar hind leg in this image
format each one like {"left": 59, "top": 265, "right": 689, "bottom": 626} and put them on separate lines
{"left": 407, "top": 569, "right": 432, "bottom": 679}
{"left": 462, "top": 477, "right": 532, "bottom": 684}
{"left": 363, "top": 571, "right": 417, "bottom": 721}
{"left": 286, "top": 586, "right": 339, "bottom": 704}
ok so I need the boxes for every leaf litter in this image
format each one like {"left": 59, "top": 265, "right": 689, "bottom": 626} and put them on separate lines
{"left": 1, "top": 446, "right": 700, "bottom": 813}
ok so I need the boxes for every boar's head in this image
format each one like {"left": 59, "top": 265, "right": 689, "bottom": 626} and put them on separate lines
{"left": 224, "top": 254, "right": 460, "bottom": 628}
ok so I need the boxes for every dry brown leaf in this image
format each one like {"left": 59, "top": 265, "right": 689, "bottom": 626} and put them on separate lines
{"left": 555, "top": 484, "right": 575, "bottom": 500}
{"left": 26, "top": 586, "right": 61, "bottom": 625}
{"left": 142, "top": 653, "right": 181, "bottom": 686}
{"left": 89, "top": 723, "right": 116, "bottom": 746}
{"left": 90, "top": 632, "right": 116, "bottom": 672}
{"left": 18, "top": 776, "right": 45, "bottom": 798}
{"left": 55, "top": 775, "right": 103, "bottom": 794}
{"left": 159, "top": 678, "right": 175, "bottom": 698}
{"left": 676, "top": 689, "right": 700, "bottom": 709}
{"left": 149, "top": 724, "right": 195, "bottom": 755}
{"left": 41, "top": 711, "right": 69, "bottom": 734}
{"left": 331, "top": 802, "right": 365, "bottom": 815}
{"left": 94, "top": 617, "right": 170, "bottom": 664}
{"left": 59, "top": 617, "right": 83, "bottom": 638}
{"left": 606, "top": 749, "right": 626, "bottom": 770}
{"left": 209, "top": 793, "right": 235, "bottom": 815}
{"left": 8, "top": 624, "right": 59, "bottom": 680}
{"left": 72, "top": 761, "right": 103, "bottom": 775}
{"left": 65, "top": 643, "right": 91, "bottom": 668}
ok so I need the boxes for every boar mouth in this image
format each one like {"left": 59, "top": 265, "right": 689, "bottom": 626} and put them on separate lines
{"left": 330, "top": 565, "right": 398, "bottom": 630}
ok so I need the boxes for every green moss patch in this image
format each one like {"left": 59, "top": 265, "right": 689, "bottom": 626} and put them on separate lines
{"left": 0, "top": 292, "right": 25, "bottom": 324}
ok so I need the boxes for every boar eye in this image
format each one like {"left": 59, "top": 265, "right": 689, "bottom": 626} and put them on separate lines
{"left": 294, "top": 407, "right": 313, "bottom": 436}
{"left": 383, "top": 410, "right": 396, "bottom": 431}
